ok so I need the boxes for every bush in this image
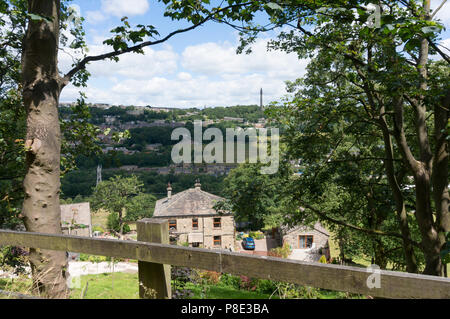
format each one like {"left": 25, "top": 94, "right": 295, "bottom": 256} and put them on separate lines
{"left": 171, "top": 266, "right": 196, "bottom": 299}
{"left": 219, "top": 273, "right": 241, "bottom": 289}
{"left": 199, "top": 271, "right": 221, "bottom": 285}
{"left": 268, "top": 242, "right": 291, "bottom": 258}
{"left": 79, "top": 253, "right": 108, "bottom": 263}
{"left": 92, "top": 225, "right": 105, "bottom": 234}
{"left": 107, "top": 212, "right": 130, "bottom": 234}
{"left": 319, "top": 255, "right": 327, "bottom": 264}
{"left": 0, "top": 246, "right": 28, "bottom": 275}
{"left": 249, "top": 231, "right": 264, "bottom": 240}
{"left": 239, "top": 275, "right": 258, "bottom": 291}
{"left": 255, "top": 279, "right": 277, "bottom": 295}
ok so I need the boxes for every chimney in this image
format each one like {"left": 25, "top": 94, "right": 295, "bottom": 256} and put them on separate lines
{"left": 167, "top": 182, "right": 172, "bottom": 199}
{"left": 194, "top": 179, "right": 201, "bottom": 190}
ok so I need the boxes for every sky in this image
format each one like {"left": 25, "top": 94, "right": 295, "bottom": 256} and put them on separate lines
{"left": 58, "top": 0, "right": 450, "bottom": 109}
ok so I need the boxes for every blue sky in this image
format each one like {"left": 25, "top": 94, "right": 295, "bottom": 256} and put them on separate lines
{"left": 58, "top": 0, "right": 450, "bottom": 108}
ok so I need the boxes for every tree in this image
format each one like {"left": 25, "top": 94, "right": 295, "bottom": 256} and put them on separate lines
{"left": 216, "top": 162, "right": 292, "bottom": 230}
{"left": 222, "top": 0, "right": 449, "bottom": 275}
{"left": 0, "top": 0, "right": 102, "bottom": 297}
{"left": 160, "top": 0, "right": 449, "bottom": 275}
{"left": 0, "top": 0, "right": 254, "bottom": 297}
{"left": 91, "top": 175, "right": 155, "bottom": 235}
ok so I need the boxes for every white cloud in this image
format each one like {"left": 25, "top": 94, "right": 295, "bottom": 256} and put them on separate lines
{"left": 59, "top": 36, "right": 308, "bottom": 108}
{"left": 59, "top": 41, "right": 179, "bottom": 80}
{"left": 101, "top": 0, "right": 149, "bottom": 17}
{"left": 177, "top": 72, "right": 192, "bottom": 81}
{"left": 181, "top": 39, "right": 308, "bottom": 80}
{"left": 85, "top": 10, "right": 108, "bottom": 24}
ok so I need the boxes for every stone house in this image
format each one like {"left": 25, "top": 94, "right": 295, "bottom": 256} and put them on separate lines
{"left": 152, "top": 181, "right": 235, "bottom": 250}
{"left": 281, "top": 222, "right": 330, "bottom": 262}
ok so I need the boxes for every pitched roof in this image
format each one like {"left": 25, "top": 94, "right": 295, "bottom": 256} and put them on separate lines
{"left": 153, "top": 187, "right": 226, "bottom": 218}
{"left": 281, "top": 222, "right": 330, "bottom": 237}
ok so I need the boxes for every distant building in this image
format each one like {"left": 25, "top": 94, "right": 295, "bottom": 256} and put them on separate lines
{"left": 280, "top": 222, "right": 330, "bottom": 262}
{"left": 145, "top": 143, "right": 163, "bottom": 151}
{"left": 153, "top": 181, "right": 235, "bottom": 250}
{"left": 119, "top": 165, "right": 139, "bottom": 171}
{"left": 105, "top": 116, "right": 116, "bottom": 124}
{"left": 60, "top": 202, "right": 92, "bottom": 237}
{"left": 223, "top": 117, "right": 244, "bottom": 123}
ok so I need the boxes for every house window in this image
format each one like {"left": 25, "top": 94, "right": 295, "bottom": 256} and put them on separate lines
{"left": 213, "top": 218, "right": 221, "bottom": 228}
{"left": 192, "top": 242, "right": 200, "bottom": 248}
{"left": 192, "top": 218, "right": 199, "bottom": 230}
{"left": 169, "top": 219, "right": 177, "bottom": 231}
{"left": 213, "top": 236, "right": 221, "bottom": 247}
{"left": 299, "top": 235, "right": 313, "bottom": 249}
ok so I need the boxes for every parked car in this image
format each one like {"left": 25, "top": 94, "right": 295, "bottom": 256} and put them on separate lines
{"left": 242, "top": 237, "right": 256, "bottom": 250}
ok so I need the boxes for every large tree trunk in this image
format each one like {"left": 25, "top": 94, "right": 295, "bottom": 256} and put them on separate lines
{"left": 378, "top": 109, "right": 418, "bottom": 273}
{"left": 21, "top": 0, "right": 68, "bottom": 298}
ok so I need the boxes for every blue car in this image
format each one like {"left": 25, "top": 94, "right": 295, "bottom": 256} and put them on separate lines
{"left": 242, "top": 237, "right": 256, "bottom": 250}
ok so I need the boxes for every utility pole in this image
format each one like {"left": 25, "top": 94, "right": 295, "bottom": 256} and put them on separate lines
{"left": 260, "top": 88, "right": 263, "bottom": 110}
{"left": 96, "top": 164, "right": 102, "bottom": 186}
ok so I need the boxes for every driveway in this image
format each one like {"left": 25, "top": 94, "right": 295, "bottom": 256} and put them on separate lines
{"left": 236, "top": 238, "right": 279, "bottom": 256}
{"left": 288, "top": 249, "right": 320, "bottom": 262}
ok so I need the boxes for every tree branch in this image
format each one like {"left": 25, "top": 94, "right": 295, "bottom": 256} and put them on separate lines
{"left": 298, "top": 201, "right": 421, "bottom": 248}
{"left": 62, "top": 2, "right": 254, "bottom": 86}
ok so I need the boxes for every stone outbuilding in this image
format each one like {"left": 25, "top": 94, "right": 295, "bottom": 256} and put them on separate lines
{"left": 152, "top": 180, "right": 235, "bottom": 250}
{"left": 281, "top": 222, "right": 330, "bottom": 262}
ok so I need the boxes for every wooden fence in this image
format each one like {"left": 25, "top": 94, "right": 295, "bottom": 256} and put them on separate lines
{"left": 0, "top": 218, "right": 449, "bottom": 299}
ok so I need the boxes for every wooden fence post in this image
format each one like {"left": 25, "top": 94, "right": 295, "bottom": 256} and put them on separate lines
{"left": 137, "top": 218, "right": 171, "bottom": 299}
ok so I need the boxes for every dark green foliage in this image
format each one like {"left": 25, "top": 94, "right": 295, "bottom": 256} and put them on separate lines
{"left": 61, "top": 170, "right": 225, "bottom": 200}
{"left": 107, "top": 212, "right": 131, "bottom": 234}
{"left": 91, "top": 175, "right": 156, "bottom": 234}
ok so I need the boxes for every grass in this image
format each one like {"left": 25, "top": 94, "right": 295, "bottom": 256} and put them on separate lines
{"left": 0, "top": 276, "right": 32, "bottom": 297}
{"left": 91, "top": 208, "right": 109, "bottom": 231}
{"left": 70, "top": 273, "right": 139, "bottom": 299}
{"left": 69, "top": 273, "right": 275, "bottom": 299}
{"left": 183, "top": 282, "right": 275, "bottom": 299}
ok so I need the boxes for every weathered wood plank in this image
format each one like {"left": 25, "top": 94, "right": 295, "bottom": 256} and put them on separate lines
{"left": 137, "top": 218, "right": 171, "bottom": 299}
{"left": 0, "top": 289, "right": 43, "bottom": 299}
{"left": 0, "top": 230, "right": 449, "bottom": 299}
{"left": 220, "top": 253, "right": 450, "bottom": 299}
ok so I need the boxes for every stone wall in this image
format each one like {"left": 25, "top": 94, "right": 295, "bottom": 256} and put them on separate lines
{"left": 169, "top": 215, "right": 235, "bottom": 250}
{"left": 282, "top": 224, "right": 329, "bottom": 251}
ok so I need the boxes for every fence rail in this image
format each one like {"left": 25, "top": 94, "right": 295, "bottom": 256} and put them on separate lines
{"left": 0, "top": 218, "right": 449, "bottom": 299}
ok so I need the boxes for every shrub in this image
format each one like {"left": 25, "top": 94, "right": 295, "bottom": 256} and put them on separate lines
{"left": 106, "top": 212, "right": 131, "bottom": 234}
{"left": 249, "top": 231, "right": 264, "bottom": 240}
{"left": 79, "top": 253, "right": 108, "bottom": 263}
{"left": 269, "top": 242, "right": 291, "bottom": 258}
{"left": 200, "top": 270, "right": 221, "bottom": 285}
{"left": 239, "top": 275, "right": 257, "bottom": 291}
{"left": 0, "top": 246, "right": 28, "bottom": 275}
{"left": 92, "top": 225, "right": 105, "bottom": 234}
{"left": 171, "top": 266, "right": 196, "bottom": 299}
{"left": 319, "top": 255, "right": 327, "bottom": 264}
{"left": 255, "top": 279, "right": 277, "bottom": 295}
{"left": 219, "top": 273, "right": 241, "bottom": 289}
